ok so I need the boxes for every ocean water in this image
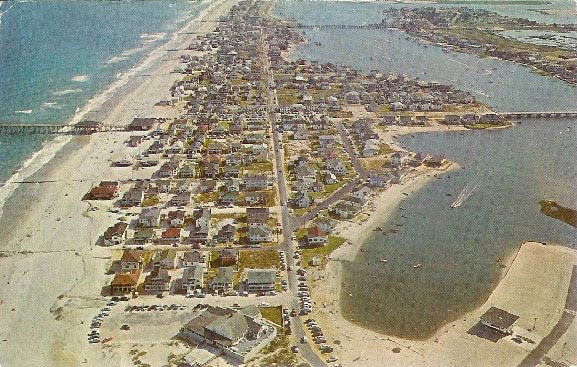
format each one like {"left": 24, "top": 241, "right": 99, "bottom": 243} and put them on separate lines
{"left": 274, "top": 0, "right": 577, "bottom": 339}
{"left": 0, "top": 0, "right": 206, "bottom": 183}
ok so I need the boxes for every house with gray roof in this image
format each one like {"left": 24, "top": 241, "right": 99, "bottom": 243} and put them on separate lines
{"left": 181, "top": 265, "right": 204, "bottom": 292}
{"left": 138, "top": 207, "right": 161, "bottom": 227}
{"left": 246, "top": 269, "right": 276, "bottom": 293}
{"left": 248, "top": 225, "right": 273, "bottom": 243}
{"left": 179, "top": 305, "right": 276, "bottom": 363}
{"left": 209, "top": 267, "right": 234, "bottom": 293}
{"left": 294, "top": 191, "right": 310, "bottom": 208}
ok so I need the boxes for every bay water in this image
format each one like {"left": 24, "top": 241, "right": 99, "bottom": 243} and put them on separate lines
{"left": 274, "top": 0, "right": 577, "bottom": 338}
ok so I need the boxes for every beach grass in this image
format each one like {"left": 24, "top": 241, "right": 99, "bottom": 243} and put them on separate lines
{"left": 260, "top": 306, "right": 283, "bottom": 326}
{"left": 239, "top": 249, "right": 280, "bottom": 270}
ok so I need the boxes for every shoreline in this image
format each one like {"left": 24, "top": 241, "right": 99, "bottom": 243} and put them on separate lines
{"left": 309, "top": 235, "right": 576, "bottom": 365}
{"left": 0, "top": 1, "right": 234, "bottom": 366}
{"left": 333, "top": 165, "right": 447, "bottom": 260}
{"left": 0, "top": 0, "right": 212, "bottom": 221}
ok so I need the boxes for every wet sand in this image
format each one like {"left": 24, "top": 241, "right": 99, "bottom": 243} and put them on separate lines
{"left": 0, "top": 1, "right": 234, "bottom": 366}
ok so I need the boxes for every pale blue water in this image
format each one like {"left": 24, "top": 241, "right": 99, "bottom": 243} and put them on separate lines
{"left": 274, "top": 1, "right": 577, "bottom": 112}
{"left": 0, "top": 0, "right": 206, "bottom": 183}
{"left": 274, "top": 0, "right": 577, "bottom": 339}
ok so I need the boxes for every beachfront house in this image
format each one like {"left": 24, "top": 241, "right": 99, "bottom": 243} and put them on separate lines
{"left": 128, "top": 117, "right": 157, "bottom": 131}
{"left": 143, "top": 266, "right": 171, "bottom": 294}
{"left": 426, "top": 154, "right": 447, "bottom": 168}
{"left": 351, "top": 186, "right": 372, "bottom": 201}
{"left": 333, "top": 201, "right": 357, "bottom": 219}
{"left": 315, "top": 217, "right": 338, "bottom": 234}
{"left": 87, "top": 181, "right": 119, "bottom": 200}
{"left": 120, "top": 250, "right": 143, "bottom": 272}
{"left": 368, "top": 174, "right": 392, "bottom": 188}
{"left": 390, "top": 151, "right": 411, "bottom": 167}
{"left": 102, "top": 222, "right": 128, "bottom": 247}
{"left": 110, "top": 269, "right": 141, "bottom": 295}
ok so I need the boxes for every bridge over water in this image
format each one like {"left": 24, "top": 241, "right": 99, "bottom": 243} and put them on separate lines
{"left": 295, "top": 23, "right": 389, "bottom": 30}
{"left": 500, "top": 111, "right": 577, "bottom": 119}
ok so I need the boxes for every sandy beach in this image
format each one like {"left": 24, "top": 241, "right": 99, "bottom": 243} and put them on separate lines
{"left": 0, "top": 1, "right": 234, "bottom": 366}
{"left": 308, "top": 219, "right": 577, "bottom": 367}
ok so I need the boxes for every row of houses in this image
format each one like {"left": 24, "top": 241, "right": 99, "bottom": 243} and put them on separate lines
{"left": 349, "top": 119, "right": 383, "bottom": 157}
{"left": 111, "top": 248, "right": 278, "bottom": 296}
{"left": 101, "top": 205, "right": 276, "bottom": 248}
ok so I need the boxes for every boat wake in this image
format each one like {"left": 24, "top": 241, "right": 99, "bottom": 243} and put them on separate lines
{"left": 451, "top": 174, "right": 480, "bottom": 208}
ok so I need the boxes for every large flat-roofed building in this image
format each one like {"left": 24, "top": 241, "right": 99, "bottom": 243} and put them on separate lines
{"left": 179, "top": 305, "right": 276, "bottom": 363}
{"left": 480, "top": 307, "right": 519, "bottom": 335}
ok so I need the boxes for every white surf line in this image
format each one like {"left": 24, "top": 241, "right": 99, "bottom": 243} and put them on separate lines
{"left": 0, "top": 0, "right": 221, "bottom": 218}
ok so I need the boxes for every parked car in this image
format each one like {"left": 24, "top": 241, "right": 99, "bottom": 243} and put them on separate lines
{"left": 320, "top": 344, "right": 333, "bottom": 353}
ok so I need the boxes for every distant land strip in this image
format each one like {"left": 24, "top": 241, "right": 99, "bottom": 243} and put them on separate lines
{"left": 435, "top": 0, "right": 551, "bottom": 5}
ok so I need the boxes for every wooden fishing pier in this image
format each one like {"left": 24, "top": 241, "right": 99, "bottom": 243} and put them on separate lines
{"left": 0, "top": 121, "right": 126, "bottom": 135}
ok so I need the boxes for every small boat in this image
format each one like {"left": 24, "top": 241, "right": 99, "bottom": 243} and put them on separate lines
{"left": 380, "top": 259, "right": 388, "bottom": 263}
{"left": 413, "top": 263, "right": 421, "bottom": 269}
